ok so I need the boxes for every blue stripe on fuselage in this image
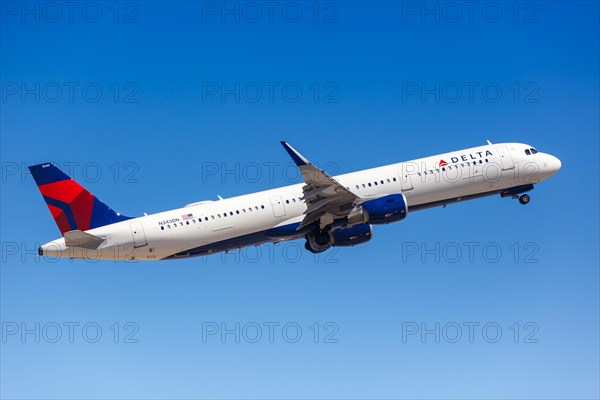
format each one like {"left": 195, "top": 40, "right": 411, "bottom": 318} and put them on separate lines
{"left": 163, "top": 222, "right": 307, "bottom": 259}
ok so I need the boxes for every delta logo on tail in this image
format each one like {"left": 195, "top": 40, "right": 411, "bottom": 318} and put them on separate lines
{"left": 29, "top": 163, "right": 131, "bottom": 234}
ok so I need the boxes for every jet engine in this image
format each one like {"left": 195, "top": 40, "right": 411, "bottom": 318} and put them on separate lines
{"left": 331, "top": 224, "right": 373, "bottom": 247}
{"left": 347, "top": 194, "right": 408, "bottom": 225}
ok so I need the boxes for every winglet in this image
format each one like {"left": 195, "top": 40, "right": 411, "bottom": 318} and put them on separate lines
{"left": 280, "top": 141, "right": 309, "bottom": 166}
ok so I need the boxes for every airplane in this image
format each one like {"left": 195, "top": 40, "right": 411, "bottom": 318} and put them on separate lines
{"left": 30, "top": 141, "right": 561, "bottom": 261}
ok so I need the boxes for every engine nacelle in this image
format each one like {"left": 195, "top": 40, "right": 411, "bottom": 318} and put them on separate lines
{"left": 331, "top": 224, "right": 372, "bottom": 247}
{"left": 348, "top": 194, "right": 408, "bottom": 225}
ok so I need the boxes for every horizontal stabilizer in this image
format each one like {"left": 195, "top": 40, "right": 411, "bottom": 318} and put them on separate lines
{"left": 64, "top": 230, "right": 105, "bottom": 249}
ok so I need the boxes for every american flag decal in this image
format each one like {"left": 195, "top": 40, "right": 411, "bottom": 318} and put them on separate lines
{"left": 182, "top": 213, "right": 193, "bottom": 220}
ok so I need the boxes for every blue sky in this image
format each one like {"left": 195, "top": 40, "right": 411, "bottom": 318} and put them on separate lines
{"left": 1, "top": 1, "right": 598, "bottom": 399}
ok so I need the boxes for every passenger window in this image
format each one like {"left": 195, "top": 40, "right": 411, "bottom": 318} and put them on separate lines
{"left": 261, "top": 205, "right": 265, "bottom": 209}
{"left": 236, "top": 210, "right": 240, "bottom": 214}
{"left": 393, "top": 177, "right": 397, "bottom": 182}
{"left": 161, "top": 226, "right": 164, "bottom": 230}
{"left": 368, "top": 183, "right": 372, "bottom": 187}
{"left": 374, "top": 182, "right": 378, "bottom": 186}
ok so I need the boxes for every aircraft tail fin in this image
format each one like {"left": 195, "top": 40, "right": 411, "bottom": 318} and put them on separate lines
{"left": 28, "top": 163, "right": 132, "bottom": 235}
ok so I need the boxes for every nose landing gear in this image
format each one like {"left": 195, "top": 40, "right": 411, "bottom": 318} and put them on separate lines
{"left": 500, "top": 185, "right": 534, "bottom": 206}
{"left": 518, "top": 194, "right": 531, "bottom": 205}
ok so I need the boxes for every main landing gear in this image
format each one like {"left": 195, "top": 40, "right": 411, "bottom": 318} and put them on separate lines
{"left": 304, "top": 229, "right": 332, "bottom": 253}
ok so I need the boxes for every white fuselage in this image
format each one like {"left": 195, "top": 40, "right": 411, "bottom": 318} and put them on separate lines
{"left": 40, "top": 142, "right": 561, "bottom": 260}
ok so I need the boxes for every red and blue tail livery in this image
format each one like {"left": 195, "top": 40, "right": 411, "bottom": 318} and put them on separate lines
{"left": 29, "top": 163, "right": 131, "bottom": 235}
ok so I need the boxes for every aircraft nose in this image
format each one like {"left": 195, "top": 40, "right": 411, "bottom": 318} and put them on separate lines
{"left": 545, "top": 154, "right": 562, "bottom": 175}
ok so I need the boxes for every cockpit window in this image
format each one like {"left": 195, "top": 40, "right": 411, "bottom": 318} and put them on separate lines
{"left": 531, "top": 148, "right": 538, "bottom": 154}
{"left": 525, "top": 149, "right": 531, "bottom": 155}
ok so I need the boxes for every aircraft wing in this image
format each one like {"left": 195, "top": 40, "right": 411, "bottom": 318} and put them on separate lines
{"left": 281, "top": 142, "right": 360, "bottom": 229}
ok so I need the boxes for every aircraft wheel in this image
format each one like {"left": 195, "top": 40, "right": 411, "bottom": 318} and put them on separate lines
{"left": 305, "top": 241, "right": 317, "bottom": 253}
{"left": 315, "top": 230, "right": 331, "bottom": 246}
{"left": 305, "top": 230, "right": 332, "bottom": 253}
{"left": 519, "top": 194, "right": 531, "bottom": 205}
